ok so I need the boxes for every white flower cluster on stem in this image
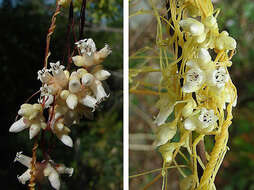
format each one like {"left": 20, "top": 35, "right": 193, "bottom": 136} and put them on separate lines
{"left": 152, "top": 11, "right": 237, "bottom": 165}
{"left": 9, "top": 38, "right": 111, "bottom": 189}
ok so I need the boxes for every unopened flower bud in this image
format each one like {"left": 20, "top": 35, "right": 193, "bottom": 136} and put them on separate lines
{"left": 66, "top": 94, "right": 78, "bottom": 110}
{"left": 94, "top": 70, "right": 111, "bottom": 81}
{"left": 60, "top": 90, "right": 70, "bottom": 100}
{"left": 72, "top": 56, "right": 85, "bottom": 67}
{"left": 81, "top": 73, "right": 95, "bottom": 86}
{"left": 64, "top": 70, "right": 70, "bottom": 80}
{"left": 60, "top": 134, "right": 73, "bottom": 148}
{"left": 69, "top": 72, "right": 81, "bottom": 93}
{"left": 179, "top": 18, "right": 204, "bottom": 36}
{"left": 198, "top": 48, "right": 211, "bottom": 65}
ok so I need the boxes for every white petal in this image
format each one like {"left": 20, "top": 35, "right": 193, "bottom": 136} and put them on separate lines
{"left": 17, "top": 169, "right": 31, "bottom": 184}
{"left": 94, "top": 70, "right": 111, "bottom": 81}
{"left": 186, "top": 60, "right": 199, "bottom": 68}
{"left": 69, "top": 74, "right": 81, "bottom": 93}
{"left": 9, "top": 117, "right": 28, "bottom": 133}
{"left": 14, "top": 152, "right": 32, "bottom": 168}
{"left": 184, "top": 118, "right": 197, "bottom": 131}
{"left": 65, "top": 168, "right": 74, "bottom": 176}
{"left": 29, "top": 124, "right": 41, "bottom": 139}
{"left": 72, "top": 55, "right": 85, "bottom": 67}
{"left": 179, "top": 18, "right": 204, "bottom": 36}
{"left": 81, "top": 73, "right": 95, "bottom": 86}
{"left": 56, "top": 165, "right": 74, "bottom": 176}
{"left": 60, "top": 135, "right": 73, "bottom": 147}
{"left": 48, "top": 170, "right": 61, "bottom": 190}
{"left": 198, "top": 48, "right": 211, "bottom": 64}
{"left": 66, "top": 94, "right": 78, "bottom": 110}
{"left": 91, "top": 81, "right": 108, "bottom": 102}
{"left": 195, "top": 32, "right": 206, "bottom": 43}
{"left": 233, "top": 95, "right": 237, "bottom": 107}
{"left": 182, "top": 82, "right": 201, "bottom": 93}
{"left": 97, "top": 44, "right": 112, "bottom": 58}
{"left": 80, "top": 95, "right": 97, "bottom": 109}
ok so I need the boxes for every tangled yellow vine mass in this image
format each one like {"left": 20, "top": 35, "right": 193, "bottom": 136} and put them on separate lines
{"left": 130, "top": 0, "right": 237, "bottom": 189}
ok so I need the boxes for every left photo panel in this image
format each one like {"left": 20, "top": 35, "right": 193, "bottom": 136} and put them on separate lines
{"left": 1, "top": 0, "right": 123, "bottom": 189}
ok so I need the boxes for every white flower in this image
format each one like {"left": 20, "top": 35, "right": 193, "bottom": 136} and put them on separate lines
{"left": 90, "top": 80, "right": 109, "bottom": 102}
{"left": 207, "top": 67, "right": 229, "bottom": 88}
{"left": 14, "top": 151, "right": 32, "bottom": 168}
{"left": 96, "top": 44, "right": 112, "bottom": 59}
{"left": 44, "top": 161, "right": 74, "bottom": 190}
{"left": 37, "top": 68, "right": 52, "bottom": 83}
{"left": 81, "top": 73, "right": 95, "bottom": 86}
{"left": 215, "top": 31, "right": 237, "bottom": 50}
{"left": 75, "top": 38, "right": 96, "bottom": 56}
{"left": 179, "top": 18, "right": 205, "bottom": 36}
{"left": 49, "top": 61, "right": 68, "bottom": 84}
{"left": 68, "top": 72, "right": 81, "bottom": 93}
{"left": 66, "top": 94, "right": 78, "bottom": 110}
{"left": 51, "top": 119, "right": 73, "bottom": 147}
{"left": 39, "top": 84, "right": 54, "bottom": 108}
{"left": 60, "top": 134, "right": 73, "bottom": 147}
{"left": 9, "top": 104, "right": 46, "bottom": 139}
{"left": 50, "top": 61, "right": 65, "bottom": 75}
{"left": 198, "top": 108, "right": 218, "bottom": 128}
{"left": 197, "top": 48, "right": 211, "bottom": 66}
{"left": 94, "top": 70, "right": 111, "bottom": 81}
{"left": 14, "top": 153, "right": 74, "bottom": 190}
{"left": 9, "top": 117, "right": 29, "bottom": 133}
{"left": 72, "top": 40, "right": 111, "bottom": 67}
{"left": 203, "top": 15, "right": 218, "bottom": 29}
{"left": 182, "top": 67, "right": 205, "bottom": 93}
{"left": 17, "top": 169, "right": 31, "bottom": 184}
{"left": 79, "top": 95, "right": 97, "bottom": 111}
{"left": 184, "top": 108, "right": 218, "bottom": 133}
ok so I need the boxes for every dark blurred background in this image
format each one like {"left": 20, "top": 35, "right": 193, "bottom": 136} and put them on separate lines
{"left": 0, "top": 0, "right": 123, "bottom": 189}
{"left": 129, "top": 0, "right": 254, "bottom": 189}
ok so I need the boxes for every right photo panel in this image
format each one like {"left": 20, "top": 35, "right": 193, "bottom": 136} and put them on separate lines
{"left": 129, "top": 0, "right": 253, "bottom": 189}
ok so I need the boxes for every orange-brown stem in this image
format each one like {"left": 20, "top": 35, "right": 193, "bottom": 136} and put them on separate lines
{"left": 44, "top": 3, "right": 61, "bottom": 68}
{"left": 28, "top": 138, "right": 39, "bottom": 190}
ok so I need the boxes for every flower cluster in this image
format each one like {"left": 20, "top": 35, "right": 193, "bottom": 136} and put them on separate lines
{"left": 154, "top": 14, "right": 237, "bottom": 150}
{"left": 9, "top": 38, "right": 111, "bottom": 189}
{"left": 14, "top": 152, "right": 73, "bottom": 190}
{"left": 148, "top": 1, "right": 238, "bottom": 189}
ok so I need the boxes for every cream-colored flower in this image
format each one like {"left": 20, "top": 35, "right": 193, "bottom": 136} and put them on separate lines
{"left": 9, "top": 104, "right": 46, "bottom": 139}
{"left": 51, "top": 118, "right": 73, "bottom": 147}
{"left": 179, "top": 18, "right": 205, "bottom": 36}
{"left": 215, "top": 31, "right": 237, "bottom": 50}
{"left": 182, "top": 67, "right": 205, "bottom": 93}
{"left": 37, "top": 61, "right": 69, "bottom": 96}
{"left": 72, "top": 39, "right": 111, "bottom": 67}
{"left": 184, "top": 108, "right": 218, "bottom": 133}
{"left": 14, "top": 152, "right": 73, "bottom": 190}
{"left": 206, "top": 67, "right": 229, "bottom": 88}
{"left": 153, "top": 123, "right": 177, "bottom": 147}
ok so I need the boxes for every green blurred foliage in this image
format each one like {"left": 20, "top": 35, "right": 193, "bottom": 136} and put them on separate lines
{"left": 0, "top": 0, "right": 122, "bottom": 189}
